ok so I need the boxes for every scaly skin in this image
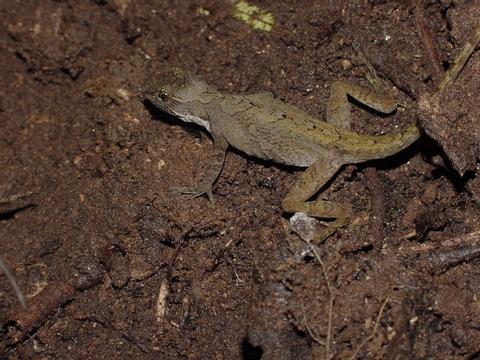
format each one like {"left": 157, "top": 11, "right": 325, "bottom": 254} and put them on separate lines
{"left": 213, "top": 91, "right": 420, "bottom": 165}
{"left": 143, "top": 29, "right": 477, "bottom": 241}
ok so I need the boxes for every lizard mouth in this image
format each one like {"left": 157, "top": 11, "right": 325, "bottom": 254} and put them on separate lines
{"left": 143, "top": 93, "right": 172, "bottom": 112}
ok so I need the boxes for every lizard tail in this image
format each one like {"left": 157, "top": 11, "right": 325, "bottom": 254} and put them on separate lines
{"left": 346, "top": 122, "right": 421, "bottom": 163}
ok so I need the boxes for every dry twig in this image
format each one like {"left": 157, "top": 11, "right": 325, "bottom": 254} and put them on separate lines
{"left": 349, "top": 295, "right": 390, "bottom": 360}
{"left": 304, "top": 240, "right": 334, "bottom": 360}
{"left": 301, "top": 303, "right": 325, "bottom": 346}
{"left": 0, "top": 256, "right": 26, "bottom": 308}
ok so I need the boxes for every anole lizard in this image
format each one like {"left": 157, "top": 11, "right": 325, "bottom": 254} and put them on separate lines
{"left": 143, "top": 33, "right": 477, "bottom": 242}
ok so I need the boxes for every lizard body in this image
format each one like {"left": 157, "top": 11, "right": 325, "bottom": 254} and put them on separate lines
{"left": 216, "top": 92, "right": 419, "bottom": 166}
{"left": 143, "top": 26, "right": 478, "bottom": 242}
{"left": 144, "top": 68, "right": 421, "bottom": 241}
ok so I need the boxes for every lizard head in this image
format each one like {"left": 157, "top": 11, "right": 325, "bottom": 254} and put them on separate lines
{"left": 143, "top": 68, "right": 216, "bottom": 131}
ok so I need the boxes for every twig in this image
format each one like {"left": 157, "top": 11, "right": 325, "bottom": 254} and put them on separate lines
{"left": 352, "top": 42, "right": 383, "bottom": 92}
{"left": 414, "top": 0, "right": 443, "bottom": 79}
{"left": 407, "top": 230, "right": 480, "bottom": 272}
{"left": 349, "top": 295, "right": 390, "bottom": 360}
{"left": 155, "top": 278, "right": 169, "bottom": 322}
{"left": 0, "top": 256, "right": 26, "bottom": 308}
{"left": 0, "top": 192, "right": 33, "bottom": 205}
{"left": 352, "top": 40, "right": 416, "bottom": 99}
{"left": 0, "top": 191, "right": 34, "bottom": 215}
{"left": 301, "top": 303, "right": 326, "bottom": 346}
{"left": 437, "top": 27, "right": 480, "bottom": 93}
{"left": 304, "top": 240, "right": 333, "bottom": 360}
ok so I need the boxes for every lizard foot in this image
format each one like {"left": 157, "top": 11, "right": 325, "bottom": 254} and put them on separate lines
{"left": 313, "top": 217, "right": 348, "bottom": 243}
{"left": 289, "top": 212, "right": 346, "bottom": 244}
{"left": 311, "top": 225, "right": 340, "bottom": 244}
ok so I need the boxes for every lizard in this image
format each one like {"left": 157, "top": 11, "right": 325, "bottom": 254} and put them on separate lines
{"left": 142, "top": 33, "right": 478, "bottom": 242}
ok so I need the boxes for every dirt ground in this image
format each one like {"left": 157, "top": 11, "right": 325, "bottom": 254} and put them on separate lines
{"left": 1, "top": 0, "right": 480, "bottom": 359}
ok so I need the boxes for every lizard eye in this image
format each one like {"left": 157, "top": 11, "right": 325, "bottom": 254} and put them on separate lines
{"left": 158, "top": 93, "right": 168, "bottom": 101}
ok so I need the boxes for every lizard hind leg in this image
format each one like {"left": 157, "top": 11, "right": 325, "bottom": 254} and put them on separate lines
{"left": 326, "top": 81, "right": 398, "bottom": 130}
{"left": 327, "top": 43, "right": 398, "bottom": 130}
{"left": 282, "top": 158, "right": 349, "bottom": 243}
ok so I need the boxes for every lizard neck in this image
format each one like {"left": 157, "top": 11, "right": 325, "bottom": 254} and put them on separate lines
{"left": 172, "top": 93, "right": 222, "bottom": 134}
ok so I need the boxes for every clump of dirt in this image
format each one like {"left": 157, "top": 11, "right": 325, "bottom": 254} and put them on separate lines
{"left": 419, "top": 2, "right": 480, "bottom": 177}
{"left": 1, "top": 0, "right": 480, "bottom": 359}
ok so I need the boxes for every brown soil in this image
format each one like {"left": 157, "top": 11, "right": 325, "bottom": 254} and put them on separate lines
{"left": 1, "top": 0, "right": 480, "bottom": 359}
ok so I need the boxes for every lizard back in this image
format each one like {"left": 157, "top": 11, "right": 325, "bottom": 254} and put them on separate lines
{"left": 213, "top": 93, "right": 420, "bottom": 167}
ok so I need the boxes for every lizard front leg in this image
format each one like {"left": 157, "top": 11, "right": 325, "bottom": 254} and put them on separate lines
{"left": 174, "top": 133, "right": 228, "bottom": 202}
{"left": 282, "top": 158, "right": 349, "bottom": 243}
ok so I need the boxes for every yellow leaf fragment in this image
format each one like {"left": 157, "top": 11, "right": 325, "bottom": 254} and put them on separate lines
{"left": 196, "top": 7, "right": 210, "bottom": 16}
{"left": 233, "top": 1, "right": 275, "bottom": 32}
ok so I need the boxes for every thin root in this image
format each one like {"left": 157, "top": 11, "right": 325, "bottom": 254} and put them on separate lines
{"left": 304, "top": 240, "right": 334, "bottom": 360}
{"left": 414, "top": 0, "right": 443, "bottom": 78}
{"left": 437, "top": 27, "right": 480, "bottom": 93}
{"left": 301, "top": 303, "right": 326, "bottom": 346}
{"left": 0, "top": 256, "right": 26, "bottom": 308}
{"left": 349, "top": 294, "right": 390, "bottom": 360}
